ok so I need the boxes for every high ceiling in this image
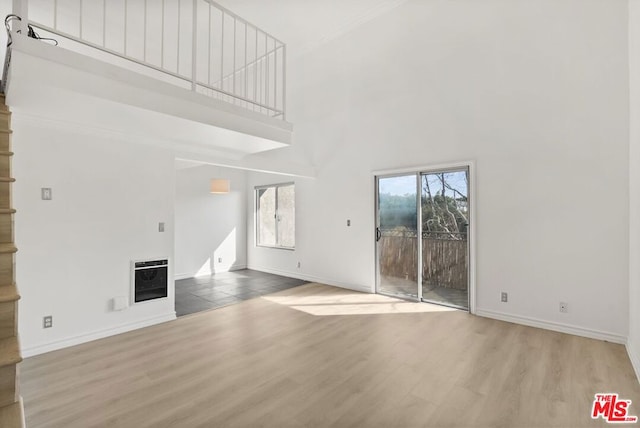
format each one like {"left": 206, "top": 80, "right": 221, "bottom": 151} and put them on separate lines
{"left": 214, "top": 0, "right": 409, "bottom": 56}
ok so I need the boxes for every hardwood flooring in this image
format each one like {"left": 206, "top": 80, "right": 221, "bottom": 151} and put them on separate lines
{"left": 20, "top": 283, "right": 640, "bottom": 427}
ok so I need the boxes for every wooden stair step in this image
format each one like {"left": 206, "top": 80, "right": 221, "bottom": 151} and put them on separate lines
{"left": 0, "top": 245, "right": 16, "bottom": 254}
{"left": 0, "top": 210, "right": 15, "bottom": 215}
{"left": 0, "top": 152, "right": 13, "bottom": 156}
{"left": 0, "top": 399, "right": 24, "bottom": 428}
{"left": 0, "top": 130, "right": 11, "bottom": 135}
{"left": 0, "top": 284, "right": 18, "bottom": 303}
{"left": 0, "top": 337, "right": 21, "bottom": 368}
{"left": 0, "top": 178, "right": 15, "bottom": 183}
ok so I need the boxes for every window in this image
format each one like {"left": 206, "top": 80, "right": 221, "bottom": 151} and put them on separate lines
{"left": 256, "top": 183, "right": 295, "bottom": 249}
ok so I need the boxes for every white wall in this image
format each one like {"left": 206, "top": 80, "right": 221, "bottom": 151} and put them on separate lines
{"left": 247, "top": 170, "right": 372, "bottom": 290}
{"left": 175, "top": 164, "right": 247, "bottom": 278}
{"left": 13, "top": 116, "right": 176, "bottom": 356}
{"left": 0, "top": 0, "right": 12, "bottom": 66}
{"left": 628, "top": 0, "right": 640, "bottom": 380}
{"left": 247, "top": 0, "right": 630, "bottom": 341}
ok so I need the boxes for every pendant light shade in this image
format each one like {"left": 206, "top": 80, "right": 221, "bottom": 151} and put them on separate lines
{"left": 210, "top": 179, "right": 230, "bottom": 194}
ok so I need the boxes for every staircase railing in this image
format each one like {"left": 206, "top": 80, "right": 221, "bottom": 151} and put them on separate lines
{"left": 5, "top": 0, "right": 286, "bottom": 119}
{"left": 0, "top": 41, "right": 10, "bottom": 95}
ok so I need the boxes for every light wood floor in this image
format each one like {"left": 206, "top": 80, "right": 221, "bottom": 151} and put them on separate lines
{"left": 20, "top": 283, "right": 640, "bottom": 427}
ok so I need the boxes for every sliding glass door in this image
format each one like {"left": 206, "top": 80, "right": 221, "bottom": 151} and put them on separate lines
{"left": 421, "top": 169, "right": 469, "bottom": 309}
{"left": 375, "top": 174, "right": 419, "bottom": 299}
{"left": 375, "top": 167, "right": 470, "bottom": 310}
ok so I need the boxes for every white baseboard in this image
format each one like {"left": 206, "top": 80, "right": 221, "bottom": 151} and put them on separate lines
{"left": 21, "top": 312, "right": 177, "bottom": 358}
{"left": 247, "top": 265, "right": 373, "bottom": 294}
{"left": 627, "top": 340, "right": 640, "bottom": 384}
{"left": 175, "top": 264, "right": 247, "bottom": 280}
{"left": 476, "top": 308, "right": 626, "bottom": 344}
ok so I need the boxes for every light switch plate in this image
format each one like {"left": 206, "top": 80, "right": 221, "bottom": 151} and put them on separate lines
{"left": 158, "top": 222, "right": 165, "bottom": 232}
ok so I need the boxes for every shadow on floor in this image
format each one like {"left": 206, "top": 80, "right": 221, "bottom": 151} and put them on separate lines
{"left": 422, "top": 285, "right": 468, "bottom": 309}
{"left": 175, "top": 269, "right": 308, "bottom": 316}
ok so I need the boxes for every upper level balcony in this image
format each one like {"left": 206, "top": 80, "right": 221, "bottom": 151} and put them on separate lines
{"left": 3, "top": 0, "right": 293, "bottom": 160}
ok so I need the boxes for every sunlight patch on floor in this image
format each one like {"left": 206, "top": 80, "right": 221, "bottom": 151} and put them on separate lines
{"left": 262, "top": 284, "right": 458, "bottom": 315}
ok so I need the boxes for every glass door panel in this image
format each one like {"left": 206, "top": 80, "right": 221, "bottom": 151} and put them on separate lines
{"left": 376, "top": 174, "right": 419, "bottom": 299}
{"left": 421, "top": 169, "right": 469, "bottom": 309}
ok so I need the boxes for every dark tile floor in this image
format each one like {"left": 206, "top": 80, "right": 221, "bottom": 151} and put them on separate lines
{"left": 175, "top": 269, "right": 308, "bottom": 317}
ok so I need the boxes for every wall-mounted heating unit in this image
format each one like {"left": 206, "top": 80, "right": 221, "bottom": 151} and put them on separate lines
{"left": 132, "top": 259, "right": 168, "bottom": 303}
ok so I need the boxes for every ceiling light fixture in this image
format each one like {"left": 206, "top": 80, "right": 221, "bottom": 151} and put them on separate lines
{"left": 210, "top": 179, "right": 230, "bottom": 194}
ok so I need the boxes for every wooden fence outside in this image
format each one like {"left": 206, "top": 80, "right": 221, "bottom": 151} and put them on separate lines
{"left": 379, "top": 231, "right": 468, "bottom": 290}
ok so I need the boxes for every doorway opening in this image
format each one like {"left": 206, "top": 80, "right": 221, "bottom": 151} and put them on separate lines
{"left": 375, "top": 165, "right": 472, "bottom": 311}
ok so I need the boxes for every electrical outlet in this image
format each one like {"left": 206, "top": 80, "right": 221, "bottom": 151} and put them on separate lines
{"left": 347, "top": 219, "right": 351, "bottom": 227}
{"left": 41, "top": 188, "right": 52, "bottom": 200}
{"left": 218, "top": 257, "right": 222, "bottom": 263}
{"left": 501, "top": 292, "right": 508, "bottom": 303}
{"left": 560, "top": 302, "right": 568, "bottom": 313}
{"left": 297, "top": 261, "right": 301, "bottom": 268}
{"left": 158, "top": 222, "right": 165, "bottom": 232}
{"left": 43, "top": 315, "right": 52, "bottom": 328}
{"left": 112, "top": 296, "right": 128, "bottom": 311}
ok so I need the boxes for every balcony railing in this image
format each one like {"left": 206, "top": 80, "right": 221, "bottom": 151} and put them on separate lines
{"left": 8, "top": 0, "right": 286, "bottom": 119}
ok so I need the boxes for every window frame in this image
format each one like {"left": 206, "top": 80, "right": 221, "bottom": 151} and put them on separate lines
{"left": 255, "top": 182, "right": 295, "bottom": 250}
